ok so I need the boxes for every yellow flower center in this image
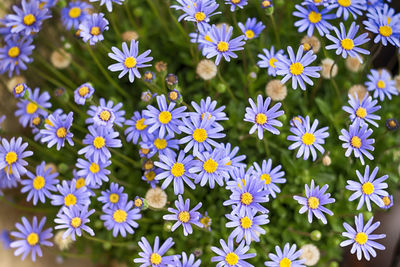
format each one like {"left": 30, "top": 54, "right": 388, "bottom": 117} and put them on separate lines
{"left": 355, "top": 232, "right": 368, "bottom": 245}
{"left": 158, "top": 111, "right": 172, "bottom": 124}
{"left": 379, "top": 25, "right": 392, "bottom": 37}
{"left": 23, "top": 14, "right": 36, "bottom": 26}
{"left": 135, "top": 118, "right": 147, "bottom": 130}
{"left": 303, "top": 42, "right": 312, "bottom": 51}
{"left": 382, "top": 196, "right": 391, "bottom": 206}
{"left": 260, "top": 173, "right": 271, "bottom": 184}
{"left": 377, "top": 80, "right": 386, "bottom": 89}
{"left": 78, "top": 86, "right": 89, "bottom": 97}
{"left": 169, "top": 91, "right": 179, "bottom": 101}
{"left": 308, "top": 196, "right": 319, "bottom": 209}
{"left": 225, "top": 252, "right": 239, "bottom": 265}
{"left": 76, "top": 178, "right": 86, "bottom": 189}
{"left": 355, "top": 107, "right": 367, "bottom": 118}
{"left": 171, "top": 162, "right": 185, "bottom": 177}
{"left": 14, "top": 84, "right": 25, "bottom": 94}
{"left": 124, "top": 57, "right": 137, "bottom": 68}
{"left": 33, "top": 176, "right": 45, "bottom": 190}
{"left": 194, "top": 12, "right": 206, "bottom": 22}
{"left": 279, "top": 257, "right": 292, "bottom": 267}
{"left": 289, "top": 62, "right": 304, "bottom": 75}
{"left": 113, "top": 209, "right": 127, "bottom": 223}
{"left": 8, "top": 46, "right": 20, "bottom": 58}
{"left": 217, "top": 41, "right": 229, "bottom": 52}
{"left": 71, "top": 217, "right": 82, "bottom": 228}
{"left": 240, "top": 216, "right": 253, "bottom": 229}
{"left": 308, "top": 11, "right": 322, "bottom": 24}
{"left": 26, "top": 233, "right": 39, "bottom": 246}
{"left": 341, "top": 38, "right": 354, "bottom": 50}
{"left": 5, "top": 151, "right": 18, "bottom": 165}
{"left": 32, "top": 116, "right": 41, "bottom": 126}
{"left": 145, "top": 171, "right": 156, "bottom": 181}
{"left": 150, "top": 253, "right": 162, "bottom": 265}
{"left": 350, "top": 136, "right": 362, "bottom": 148}
{"left": 144, "top": 160, "right": 154, "bottom": 170}
{"left": 89, "top": 163, "right": 100, "bottom": 174}
{"left": 255, "top": 113, "right": 267, "bottom": 125}
{"left": 144, "top": 72, "right": 153, "bottom": 80}
{"left": 200, "top": 216, "right": 211, "bottom": 227}
{"left": 240, "top": 192, "right": 253, "bottom": 205}
{"left": 178, "top": 211, "right": 190, "bottom": 223}
{"left": 226, "top": 160, "right": 231, "bottom": 166}
{"left": 99, "top": 110, "right": 111, "bottom": 121}
{"left": 362, "top": 182, "right": 374, "bottom": 195}
{"left": 26, "top": 102, "right": 38, "bottom": 114}
{"left": 192, "top": 128, "right": 208, "bottom": 143}
{"left": 109, "top": 193, "right": 119, "bottom": 203}
{"left": 302, "top": 133, "right": 315, "bottom": 146}
{"left": 64, "top": 193, "right": 77, "bottom": 206}
{"left": 90, "top": 26, "right": 100, "bottom": 36}
{"left": 134, "top": 198, "right": 143, "bottom": 207}
{"left": 231, "top": 0, "right": 241, "bottom": 3}
{"left": 245, "top": 30, "right": 255, "bottom": 39}
{"left": 338, "top": 0, "right": 351, "bottom": 7}
{"left": 154, "top": 138, "right": 167, "bottom": 150}
{"left": 93, "top": 136, "right": 105, "bottom": 149}
{"left": 69, "top": 7, "right": 81, "bottom": 18}
{"left": 56, "top": 127, "right": 67, "bottom": 138}
{"left": 262, "top": 0, "right": 271, "bottom": 7}
{"left": 269, "top": 57, "right": 278, "bottom": 68}
{"left": 203, "top": 159, "right": 218, "bottom": 173}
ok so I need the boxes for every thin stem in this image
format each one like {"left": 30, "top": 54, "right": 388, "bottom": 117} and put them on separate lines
{"left": 217, "top": 71, "right": 237, "bottom": 101}
{"left": 109, "top": 147, "right": 142, "bottom": 168}
{"left": 268, "top": 14, "right": 281, "bottom": 47}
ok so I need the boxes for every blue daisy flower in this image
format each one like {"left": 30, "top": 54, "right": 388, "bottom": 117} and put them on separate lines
{"left": 86, "top": 98, "right": 126, "bottom": 128}
{"left": 189, "top": 23, "right": 212, "bottom": 54}
{"left": 201, "top": 24, "right": 245, "bottom": 65}
{"left": 54, "top": 205, "right": 95, "bottom": 241}
{"left": 148, "top": 132, "right": 179, "bottom": 157}
{"left": 189, "top": 148, "right": 231, "bottom": 188}
{"left": 293, "top": 4, "right": 334, "bottom": 37}
{"left": 264, "top": 243, "right": 305, "bottom": 267}
{"left": 225, "top": 209, "right": 269, "bottom": 245}
{"left": 163, "top": 195, "right": 202, "bottom": 236}
{"left": 365, "top": 69, "right": 398, "bottom": 101}
{"left": 253, "top": 159, "right": 286, "bottom": 198}
{"left": 74, "top": 83, "right": 95, "bottom": 105}
{"left": 339, "top": 120, "right": 375, "bottom": 165}
{"left": 0, "top": 167, "right": 19, "bottom": 191}
{"left": 221, "top": 142, "right": 246, "bottom": 173}
{"left": 244, "top": 95, "right": 284, "bottom": 139}
{"left": 346, "top": 165, "right": 388, "bottom": 211}
{"left": 79, "top": 125, "right": 122, "bottom": 163}
{"left": 325, "top": 22, "right": 370, "bottom": 63}
{"left": 90, "top": 0, "right": 124, "bottom": 12}
{"left": 108, "top": 40, "right": 153, "bottom": 83}
{"left": 5, "top": 0, "right": 51, "bottom": 35}
{"left": 51, "top": 180, "right": 91, "bottom": 208}
{"left": 225, "top": 166, "right": 255, "bottom": 191}
{"left": 125, "top": 111, "right": 153, "bottom": 144}
{"left": 12, "top": 83, "right": 29, "bottom": 99}
{"left": 0, "top": 229, "right": 12, "bottom": 249}
{"left": 238, "top": 17, "right": 265, "bottom": 40}
{"left": 138, "top": 141, "right": 157, "bottom": 158}
{"left": 343, "top": 93, "right": 381, "bottom": 127}
{"left": 79, "top": 13, "right": 109, "bottom": 45}
{"left": 76, "top": 158, "right": 111, "bottom": 187}
{"left": 190, "top": 96, "right": 228, "bottom": 124}
{"left": 10, "top": 216, "right": 53, "bottom": 261}
{"left": 211, "top": 238, "right": 256, "bottom": 267}
{"left": 143, "top": 94, "right": 187, "bottom": 138}
{"left": 225, "top": 0, "right": 248, "bottom": 12}
{"left": 100, "top": 200, "right": 141, "bottom": 237}
{"left": 20, "top": 161, "right": 58, "bottom": 205}
{"left": 15, "top": 87, "right": 51, "bottom": 128}
{"left": 0, "top": 36, "right": 34, "bottom": 77}
{"left": 276, "top": 45, "right": 321, "bottom": 90}
{"left": 61, "top": 1, "right": 92, "bottom": 30}
{"left": 287, "top": 116, "right": 329, "bottom": 161}
{"left": 380, "top": 194, "right": 393, "bottom": 209}
{"left": 171, "top": 252, "right": 201, "bottom": 267}
{"left": 257, "top": 46, "right": 285, "bottom": 77}
{"left": 173, "top": 0, "right": 221, "bottom": 26}
{"left": 340, "top": 213, "right": 386, "bottom": 261}
{"left": 199, "top": 211, "right": 212, "bottom": 231}
{"left": 134, "top": 196, "right": 145, "bottom": 209}
{"left": 97, "top": 182, "right": 128, "bottom": 210}
{"left": 133, "top": 236, "right": 175, "bottom": 266}
{"left": 142, "top": 168, "right": 160, "bottom": 188}
{"left": 155, "top": 150, "right": 196, "bottom": 195}
{"left": 328, "top": 0, "right": 366, "bottom": 20}
{"left": 0, "top": 137, "right": 33, "bottom": 180}
{"left": 40, "top": 111, "right": 74, "bottom": 150}
{"left": 143, "top": 71, "right": 155, "bottom": 82}
{"left": 293, "top": 180, "right": 335, "bottom": 224}
{"left": 302, "top": 0, "right": 332, "bottom": 6}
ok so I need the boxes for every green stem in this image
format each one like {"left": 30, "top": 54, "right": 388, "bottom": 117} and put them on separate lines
{"left": 217, "top": 71, "right": 237, "bottom": 101}
{"left": 83, "top": 233, "right": 135, "bottom": 247}
{"left": 268, "top": 14, "right": 281, "bottom": 47}
{"left": 109, "top": 148, "right": 141, "bottom": 168}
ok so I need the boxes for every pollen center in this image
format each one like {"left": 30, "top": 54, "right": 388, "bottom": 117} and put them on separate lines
{"left": 134, "top": 198, "right": 143, "bottom": 207}
{"left": 260, "top": 173, "right": 271, "bottom": 184}
{"left": 245, "top": 30, "right": 255, "bottom": 39}
{"left": 89, "top": 162, "right": 100, "bottom": 173}
{"left": 93, "top": 136, "right": 106, "bottom": 149}
{"left": 302, "top": 133, "right": 315, "bottom": 145}
{"left": 56, "top": 127, "right": 67, "bottom": 138}
{"left": 78, "top": 86, "right": 89, "bottom": 97}
{"left": 192, "top": 128, "right": 208, "bottom": 143}
{"left": 113, "top": 209, "right": 127, "bottom": 223}
{"left": 350, "top": 136, "right": 362, "bottom": 148}
{"left": 194, "top": 12, "right": 206, "bottom": 22}
{"left": 71, "top": 217, "right": 82, "bottom": 228}
{"left": 225, "top": 252, "right": 239, "bottom": 265}
{"left": 150, "top": 253, "right": 162, "bottom": 265}
{"left": 26, "top": 232, "right": 39, "bottom": 246}
{"left": 64, "top": 193, "right": 77, "bottom": 206}
{"left": 109, "top": 193, "right": 119, "bottom": 203}
{"left": 279, "top": 258, "right": 292, "bottom": 267}
{"left": 5, "top": 151, "right": 18, "bottom": 165}
{"left": 203, "top": 159, "right": 218, "bottom": 173}
{"left": 308, "top": 196, "right": 320, "bottom": 209}
{"left": 158, "top": 111, "right": 172, "bottom": 124}
{"left": 154, "top": 138, "right": 167, "bottom": 150}
{"left": 26, "top": 102, "right": 38, "bottom": 114}
{"left": 240, "top": 216, "right": 253, "bottom": 229}
{"left": 377, "top": 80, "right": 386, "bottom": 89}
{"left": 308, "top": 11, "right": 322, "bottom": 23}
{"left": 269, "top": 57, "right": 278, "bottom": 68}
{"left": 379, "top": 25, "right": 392, "bottom": 37}
{"left": 8, "top": 46, "right": 20, "bottom": 58}
{"left": 33, "top": 176, "right": 45, "bottom": 190}
{"left": 69, "top": 7, "right": 82, "bottom": 18}
{"left": 255, "top": 113, "right": 267, "bottom": 125}
{"left": 355, "top": 107, "right": 367, "bottom": 118}
{"left": 135, "top": 118, "right": 147, "bottom": 130}
{"left": 231, "top": 0, "right": 241, "bottom": 3}
{"left": 338, "top": 0, "right": 351, "bottom": 7}
{"left": 23, "top": 14, "right": 36, "bottom": 26}
{"left": 341, "top": 38, "right": 354, "bottom": 50}
{"left": 217, "top": 41, "right": 229, "bottom": 52}
{"left": 124, "top": 57, "right": 137, "bottom": 68}
{"left": 355, "top": 232, "right": 368, "bottom": 245}
{"left": 99, "top": 110, "right": 111, "bottom": 121}
{"left": 178, "top": 211, "right": 190, "bottom": 223}
{"left": 171, "top": 162, "right": 185, "bottom": 177}
{"left": 90, "top": 26, "right": 101, "bottom": 36}
{"left": 240, "top": 192, "right": 253, "bottom": 205}
{"left": 145, "top": 171, "right": 156, "bottom": 181}
{"left": 289, "top": 62, "right": 304, "bottom": 75}
{"left": 362, "top": 182, "right": 374, "bottom": 195}
{"left": 14, "top": 84, "right": 25, "bottom": 94}
{"left": 76, "top": 178, "right": 85, "bottom": 189}
{"left": 382, "top": 196, "right": 391, "bottom": 206}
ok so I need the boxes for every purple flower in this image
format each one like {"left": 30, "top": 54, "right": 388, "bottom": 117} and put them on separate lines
{"left": 328, "top": 0, "right": 366, "bottom": 20}
{"left": 79, "top": 13, "right": 109, "bottom": 45}
{"left": 293, "top": 4, "right": 334, "bottom": 36}
{"left": 86, "top": 98, "right": 126, "bottom": 128}
{"left": 365, "top": 69, "right": 398, "bottom": 101}
{"left": 125, "top": 111, "right": 153, "bottom": 144}
{"left": 61, "top": 1, "right": 92, "bottom": 30}
{"left": 90, "top": 0, "right": 124, "bottom": 12}
{"left": 0, "top": 137, "right": 33, "bottom": 180}
{"left": 343, "top": 93, "right": 381, "bottom": 127}
{"left": 74, "top": 83, "right": 95, "bottom": 105}
{"left": 133, "top": 236, "right": 175, "bottom": 266}
{"left": 51, "top": 180, "right": 91, "bottom": 208}
{"left": 264, "top": 243, "right": 305, "bottom": 267}
{"left": 76, "top": 158, "right": 111, "bottom": 187}
{"left": 253, "top": 159, "right": 286, "bottom": 198}
{"left": 97, "top": 182, "right": 128, "bottom": 210}
{"left": 211, "top": 238, "right": 256, "bottom": 267}
{"left": 40, "top": 111, "right": 74, "bottom": 150}
{"left": 0, "top": 36, "right": 34, "bottom": 77}
{"left": 238, "top": 17, "right": 265, "bottom": 40}
{"left": 257, "top": 46, "right": 285, "bottom": 77}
